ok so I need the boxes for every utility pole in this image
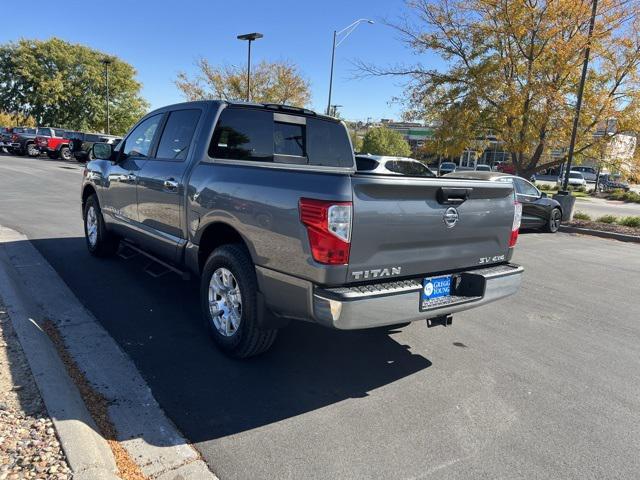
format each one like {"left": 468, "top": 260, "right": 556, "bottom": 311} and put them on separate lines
{"left": 562, "top": 0, "right": 598, "bottom": 191}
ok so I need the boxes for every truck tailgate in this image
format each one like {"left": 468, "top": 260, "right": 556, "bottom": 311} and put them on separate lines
{"left": 348, "top": 175, "right": 515, "bottom": 282}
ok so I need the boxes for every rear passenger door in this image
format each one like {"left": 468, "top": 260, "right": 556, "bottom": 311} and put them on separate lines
{"left": 136, "top": 108, "right": 202, "bottom": 262}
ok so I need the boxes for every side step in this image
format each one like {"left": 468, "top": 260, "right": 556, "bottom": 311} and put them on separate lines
{"left": 119, "top": 241, "right": 191, "bottom": 280}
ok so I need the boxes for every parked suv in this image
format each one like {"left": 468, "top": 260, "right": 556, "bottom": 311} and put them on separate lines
{"left": 81, "top": 101, "right": 523, "bottom": 358}
{"left": 355, "top": 154, "right": 435, "bottom": 177}
{"left": 67, "top": 131, "right": 121, "bottom": 162}
{"left": 571, "top": 166, "right": 598, "bottom": 182}
{"left": 35, "top": 127, "right": 71, "bottom": 160}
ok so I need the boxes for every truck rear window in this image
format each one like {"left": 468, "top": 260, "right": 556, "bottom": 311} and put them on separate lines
{"left": 209, "top": 107, "right": 353, "bottom": 168}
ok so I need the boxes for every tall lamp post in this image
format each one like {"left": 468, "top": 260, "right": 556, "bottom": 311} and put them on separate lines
{"left": 562, "top": 0, "right": 598, "bottom": 191}
{"left": 237, "top": 32, "right": 264, "bottom": 101}
{"left": 101, "top": 58, "right": 112, "bottom": 135}
{"left": 326, "top": 18, "right": 374, "bottom": 115}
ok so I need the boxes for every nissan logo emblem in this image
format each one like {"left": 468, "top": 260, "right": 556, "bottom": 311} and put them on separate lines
{"left": 443, "top": 207, "right": 459, "bottom": 228}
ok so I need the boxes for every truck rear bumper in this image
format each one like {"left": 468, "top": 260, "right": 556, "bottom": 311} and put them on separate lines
{"left": 256, "top": 263, "right": 523, "bottom": 330}
{"left": 313, "top": 263, "right": 523, "bottom": 329}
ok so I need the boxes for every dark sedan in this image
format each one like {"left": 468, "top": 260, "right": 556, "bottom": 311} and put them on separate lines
{"left": 445, "top": 171, "right": 563, "bottom": 233}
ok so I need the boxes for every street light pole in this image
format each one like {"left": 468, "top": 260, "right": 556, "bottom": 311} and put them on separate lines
{"left": 101, "top": 58, "right": 112, "bottom": 135}
{"left": 326, "top": 18, "right": 374, "bottom": 115}
{"left": 562, "top": 0, "right": 598, "bottom": 191}
{"left": 327, "top": 30, "right": 337, "bottom": 115}
{"left": 237, "top": 32, "right": 264, "bottom": 102}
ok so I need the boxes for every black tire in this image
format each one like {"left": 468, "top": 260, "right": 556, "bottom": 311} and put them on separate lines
{"left": 60, "top": 146, "right": 71, "bottom": 161}
{"left": 545, "top": 208, "right": 561, "bottom": 233}
{"left": 83, "top": 195, "right": 119, "bottom": 257}
{"left": 200, "top": 244, "right": 278, "bottom": 358}
{"left": 26, "top": 143, "right": 39, "bottom": 157}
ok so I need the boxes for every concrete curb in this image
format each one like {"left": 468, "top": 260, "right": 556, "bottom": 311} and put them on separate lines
{"left": 0, "top": 225, "right": 217, "bottom": 479}
{"left": 559, "top": 224, "right": 640, "bottom": 244}
{"left": 0, "top": 228, "right": 119, "bottom": 479}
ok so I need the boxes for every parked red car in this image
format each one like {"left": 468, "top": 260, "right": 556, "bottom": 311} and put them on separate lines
{"left": 495, "top": 161, "right": 516, "bottom": 174}
{"left": 34, "top": 127, "right": 72, "bottom": 160}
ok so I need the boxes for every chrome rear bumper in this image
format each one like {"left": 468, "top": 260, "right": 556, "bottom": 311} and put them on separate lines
{"left": 312, "top": 263, "right": 523, "bottom": 330}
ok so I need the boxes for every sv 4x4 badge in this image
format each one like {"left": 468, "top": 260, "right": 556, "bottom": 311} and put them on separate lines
{"left": 478, "top": 255, "right": 506, "bottom": 264}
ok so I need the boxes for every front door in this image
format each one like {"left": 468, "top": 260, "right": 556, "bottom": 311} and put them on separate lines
{"left": 136, "top": 108, "right": 202, "bottom": 262}
{"left": 101, "top": 114, "right": 163, "bottom": 231}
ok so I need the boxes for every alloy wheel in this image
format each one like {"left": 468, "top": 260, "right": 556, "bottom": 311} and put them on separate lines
{"left": 208, "top": 267, "right": 242, "bottom": 337}
{"left": 86, "top": 206, "right": 98, "bottom": 247}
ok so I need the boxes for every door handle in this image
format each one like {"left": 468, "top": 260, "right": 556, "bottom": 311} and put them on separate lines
{"left": 163, "top": 178, "right": 179, "bottom": 192}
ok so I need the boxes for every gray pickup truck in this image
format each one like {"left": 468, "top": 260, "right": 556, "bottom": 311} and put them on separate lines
{"left": 81, "top": 100, "right": 523, "bottom": 357}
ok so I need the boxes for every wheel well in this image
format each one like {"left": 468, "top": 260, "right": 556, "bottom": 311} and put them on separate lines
{"left": 197, "top": 223, "right": 249, "bottom": 272}
{"left": 82, "top": 185, "right": 96, "bottom": 211}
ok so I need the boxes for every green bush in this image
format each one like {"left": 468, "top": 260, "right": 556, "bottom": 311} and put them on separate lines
{"left": 573, "top": 211, "right": 591, "bottom": 221}
{"left": 596, "top": 214, "right": 618, "bottom": 224}
{"left": 619, "top": 216, "right": 640, "bottom": 228}
{"left": 623, "top": 191, "right": 640, "bottom": 203}
{"left": 607, "top": 190, "right": 626, "bottom": 200}
{"left": 606, "top": 190, "right": 640, "bottom": 203}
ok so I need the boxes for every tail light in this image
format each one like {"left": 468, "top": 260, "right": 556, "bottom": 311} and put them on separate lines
{"left": 509, "top": 194, "right": 522, "bottom": 248}
{"left": 299, "top": 198, "right": 352, "bottom": 265}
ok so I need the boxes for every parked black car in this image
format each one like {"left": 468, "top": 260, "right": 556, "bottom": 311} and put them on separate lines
{"left": 597, "top": 174, "right": 630, "bottom": 192}
{"left": 445, "top": 171, "right": 563, "bottom": 232}
{"left": 5, "top": 127, "right": 38, "bottom": 156}
{"left": 66, "top": 131, "right": 121, "bottom": 162}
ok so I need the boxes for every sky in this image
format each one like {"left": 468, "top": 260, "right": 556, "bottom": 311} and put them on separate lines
{"left": 0, "top": 0, "right": 444, "bottom": 121}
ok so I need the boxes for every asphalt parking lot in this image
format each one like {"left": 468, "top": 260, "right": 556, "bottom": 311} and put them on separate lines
{"left": 1, "top": 153, "right": 639, "bottom": 479}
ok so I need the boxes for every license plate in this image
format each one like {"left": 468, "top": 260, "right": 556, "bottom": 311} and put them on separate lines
{"left": 420, "top": 275, "right": 452, "bottom": 310}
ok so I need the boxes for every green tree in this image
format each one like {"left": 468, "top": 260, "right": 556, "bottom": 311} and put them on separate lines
{"left": 361, "top": 127, "right": 412, "bottom": 156}
{"left": 358, "top": 0, "right": 640, "bottom": 178}
{"left": 0, "top": 38, "right": 148, "bottom": 135}
{"left": 176, "top": 59, "right": 311, "bottom": 106}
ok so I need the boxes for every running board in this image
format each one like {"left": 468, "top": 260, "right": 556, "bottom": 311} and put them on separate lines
{"left": 119, "top": 240, "right": 191, "bottom": 280}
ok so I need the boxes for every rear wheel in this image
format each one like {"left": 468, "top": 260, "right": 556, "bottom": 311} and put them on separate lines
{"left": 201, "top": 244, "right": 278, "bottom": 358}
{"left": 545, "top": 208, "right": 561, "bottom": 233}
{"left": 83, "top": 195, "right": 119, "bottom": 257}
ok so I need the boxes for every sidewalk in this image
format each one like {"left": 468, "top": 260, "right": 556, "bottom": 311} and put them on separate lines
{"left": 0, "top": 225, "right": 217, "bottom": 480}
{"left": 0, "top": 300, "right": 72, "bottom": 480}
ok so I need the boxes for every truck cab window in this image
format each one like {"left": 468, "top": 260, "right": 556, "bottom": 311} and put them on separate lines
{"left": 210, "top": 108, "right": 272, "bottom": 161}
{"left": 156, "top": 109, "right": 201, "bottom": 160}
{"left": 122, "top": 114, "right": 162, "bottom": 158}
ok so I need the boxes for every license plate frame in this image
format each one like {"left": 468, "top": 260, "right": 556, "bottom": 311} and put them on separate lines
{"left": 419, "top": 275, "right": 452, "bottom": 311}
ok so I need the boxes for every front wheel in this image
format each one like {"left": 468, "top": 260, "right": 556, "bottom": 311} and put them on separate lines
{"left": 26, "top": 143, "right": 39, "bottom": 157}
{"left": 60, "top": 146, "right": 71, "bottom": 161}
{"left": 201, "top": 244, "right": 278, "bottom": 358}
{"left": 83, "top": 195, "right": 119, "bottom": 256}
{"left": 545, "top": 208, "right": 561, "bottom": 233}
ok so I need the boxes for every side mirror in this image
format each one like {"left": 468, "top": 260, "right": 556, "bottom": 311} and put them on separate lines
{"left": 92, "top": 142, "right": 113, "bottom": 160}
{"left": 540, "top": 191, "right": 548, "bottom": 198}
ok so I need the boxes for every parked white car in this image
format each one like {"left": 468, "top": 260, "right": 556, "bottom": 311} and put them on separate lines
{"left": 557, "top": 171, "right": 587, "bottom": 188}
